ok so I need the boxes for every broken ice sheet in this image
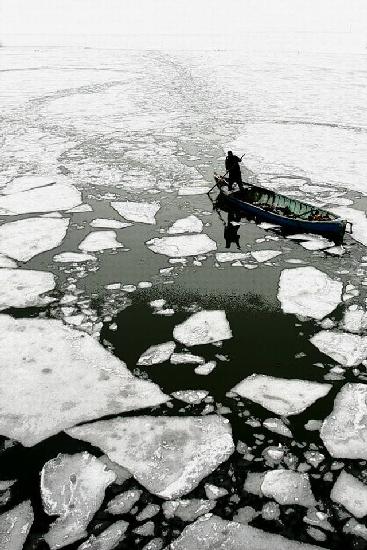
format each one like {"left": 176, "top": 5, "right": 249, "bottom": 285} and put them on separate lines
{"left": 331, "top": 470, "right": 367, "bottom": 518}
{"left": 251, "top": 250, "right": 282, "bottom": 262}
{"left": 111, "top": 200, "right": 160, "bottom": 224}
{"left": 0, "top": 217, "right": 69, "bottom": 262}
{"left": 310, "top": 330, "right": 367, "bottom": 366}
{"left": 0, "top": 315, "right": 168, "bottom": 446}
{"left": 278, "top": 266, "right": 343, "bottom": 320}
{"left": 0, "top": 501, "right": 33, "bottom": 550}
{"left": 79, "top": 231, "right": 123, "bottom": 252}
{"left": 173, "top": 310, "right": 232, "bottom": 346}
{"left": 41, "top": 452, "right": 116, "bottom": 549}
{"left": 231, "top": 374, "right": 331, "bottom": 416}
{"left": 67, "top": 415, "right": 234, "bottom": 499}
{"left": 137, "top": 341, "right": 176, "bottom": 366}
{"left": 146, "top": 234, "right": 217, "bottom": 257}
{"left": 1, "top": 174, "right": 56, "bottom": 194}
{"left": 0, "top": 269, "right": 55, "bottom": 311}
{"left": 167, "top": 215, "right": 203, "bottom": 234}
{"left": 53, "top": 252, "right": 97, "bottom": 263}
{"left": 261, "top": 470, "right": 316, "bottom": 507}
{"left": 0, "top": 182, "right": 81, "bottom": 215}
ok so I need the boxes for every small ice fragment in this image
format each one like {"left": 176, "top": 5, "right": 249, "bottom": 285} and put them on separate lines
{"left": 0, "top": 269, "right": 55, "bottom": 310}
{"left": 310, "top": 330, "right": 367, "bottom": 366}
{"left": 0, "top": 182, "right": 81, "bottom": 215}
{"left": 150, "top": 299, "right": 166, "bottom": 309}
{"left": 53, "top": 252, "right": 96, "bottom": 263}
{"left": 137, "top": 342, "right": 176, "bottom": 366}
{"left": 171, "top": 390, "right": 209, "bottom": 404}
{"left": 341, "top": 306, "right": 367, "bottom": 334}
{"left": 305, "top": 420, "right": 323, "bottom": 432}
{"left": 0, "top": 501, "right": 33, "bottom": 549}
{"left": 146, "top": 234, "right": 217, "bottom": 257}
{"left": 244, "top": 472, "right": 265, "bottom": 496}
{"left": 121, "top": 284, "right": 136, "bottom": 293}
{"left": 331, "top": 470, "right": 367, "bottom": 518}
{"left": 170, "top": 353, "right": 204, "bottom": 365}
{"left": 167, "top": 215, "right": 203, "bottom": 234}
{"left": 138, "top": 281, "right": 152, "bottom": 288}
{"left": 174, "top": 310, "right": 232, "bottom": 346}
{"left": 194, "top": 361, "right": 216, "bottom": 375}
{"left": 251, "top": 250, "right": 282, "bottom": 262}
{"left": 178, "top": 187, "right": 211, "bottom": 195}
{"left": 106, "top": 489, "right": 142, "bottom": 515}
{"left": 90, "top": 218, "right": 131, "bottom": 229}
{"left": 0, "top": 254, "right": 17, "bottom": 268}
{"left": 300, "top": 238, "right": 334, "bottom": 251}
{"left": 137, "top": 504, "right": 160, "bottom": 522}
{"left": 215, "top": 252, "right": 249, "bottom": 262}
{"left": 111, "top": 201, "right": 160, "bottom": 224}
{"left": 204, "top": 483, "right": 228, "bottom": 499}
{"left": 258, "top": 222, "right": 280, "bottom": 230}
{"left": 263, "top": 418, "right": 293, "bottom": 438}
{"left": 67, "top": 203, "right": 93, "bottom": 213}
{"left": 77, "top": 520, "right": 128, "bottom": 550}
{"left": 261, "top": 501, "right": 281, "bottom": 521}
{"left": 79, "top": 231, "right": 123, "bottom": 252}
{"left": 261, "top": 470, "right": 316, "bottom": 507}
{"left": 344, "top": 518, "right": 367, "bottom": 540}
{"left": 162, "top": 499, "right": 215, "bottom": 522}
{"left": 325, "top": 245, "right": 346, "bottom": 256}
{"left": 105, "top": 283, "right": 121, "bottom": 290}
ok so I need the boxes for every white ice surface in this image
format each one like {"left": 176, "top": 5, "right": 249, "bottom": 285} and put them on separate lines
{"left": 41, "top": 452, "right": 116, "bottom": 549}
{"left": 106, "top": 489, "right": 142, "bottom": 515}
{"left": 67, "top": 204, "right": 93, "bottom": 213}
{"left": 0, "top": 254, "right": 17, "bottom": 268}
{"left": 232, "top": 374, "right": 331, "bottom": 416}
{"left": 90, "top": 218, "right": 132, "bottom": 229}
{"left": 77, "top": 520, "right": 128, "bottom": 550}
{"left": 146, "top": 234, "right": 217, "bottom": 257}
{"left": 79, "top": 231, "right": 123, "bottom": 252}
{"left": 53, "top": 252, "right": 97, "bottom": 263}
{"left": 0, "top": 501, "right": 33, "bottom": 550}
{"left": 331, "top": 470, "right": 367, "bottom": 519}
{"left": 341, "top": 306, "right": 367, "bottom": 333}
{"left": 0, "top": 269, "right": 55, "bottom": 311}
{"left": 170, "top": 353, "right": 204, "bottom": 365}
{"left": 174, "top": 310, "right": 232, "bottom": 346}
{"left": 263, "top": 418, "right": 293, "bottom": 438}
{"left": 299, "top": 238, "right": 334, "bottom": 251}
{"left": 261, "top": 470, "right": 316, "bottom": 507}
{"left": 137, "top": 341, "right": 176, "bottom": 366}
{"left": 111, "top": 201, "right": 160, "bottom": 224}
{"left": 216, "top": 252, "right": 249, "bottom": 263}
{"left": 67, "top": 415, "right": 234, "bottom": 499}
{"left": 251, "top": 250, "right": 282, "bottom": 262}
{"left": 277, "top": 267, "right": 343, "bottom": 320}
{"left": 310, "top": 330, "right": 367, "bottom": 366}
{"left": 0, "top": 217, "right": 69, "bottom": 262}
{"left": 0, "top": 183, "right": 81, "bottom": 215}
{"left": 332, "top": 207, "right": 367, "bottom": 247}
{"left": 171, "top": 390, "right": 209, "bottom": 404}
{"left": 0, "top": 315, "right": 168, "bottom": 446}
{"left": 2, "top": 175, "right": 55, "bottom": 194}
{"left": 178, "top": 187, "right": 211, "bottom": 196}
{"left": 167, "top": 215, "right": 203, "bottom": 234}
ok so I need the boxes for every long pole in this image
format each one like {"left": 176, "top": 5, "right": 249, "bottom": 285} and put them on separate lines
{"left": 207, "top": 153, "right": 246, "bottom": 195}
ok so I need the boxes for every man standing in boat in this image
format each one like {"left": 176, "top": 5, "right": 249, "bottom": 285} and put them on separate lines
{"left": 225, "top": 151, "right": 243, "bottom": 191}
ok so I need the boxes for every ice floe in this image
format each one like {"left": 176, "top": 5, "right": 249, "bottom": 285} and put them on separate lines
{"left": 299, "top": 238, "right": 334, "bottom": 251}
{"left": 215, "top": 252, "right": 249, "bottom": 263}
{"left": 53, "top": 252, "right": 96, "bottom": 263}
{"left": 332, "top": 206, "right": 367, "bottom": 247}
{"left": 174, "top": 310, "right": 232, "bottom": 346}
{"left": 204, "top": 483, "right": 228, "bottom": 500}
{"left": 171, "top": 390, "right": 209, "bottom": 404}
{"left": 90, "top": 218, "right": 131, "bottom": 229}
{"left": 2, "top": 175, "right": 56, "bottom": 194}
{"left": 278, "top": 267, "right": 343, "bottom": 320}
{"left": 341, "top": 306, "right": 367, "bottom": 333}
{"left": 178, "top": 186, "right": 211, "bottom": 196}
{"left": 146, "top": 234, "right": 217, "bottom": 257}
{"left": 67, "top": 415, "right": 234, "bottom": 499}
{"left": 0, "top": 217, "right": 69, "bottom": 262}
{"left": 0, "top": 269, "right": 55, "bottom": 311}
{"left": 261, "top": 470, "right": 316, "bottom": 507}
{"left": 310, "top": 330, "right": 367, "bottom": 366}
{"left": 0, "top": 254, "right": 17, "bottom": 268}
{"left": 78, "top": 520, "right": 128, "bottom": 550}
{"left": 107, "top": 489, "right": 142, "bottom": 515}
{"left": 251, "top": 250, "right": 282, "bottom": 262}
{"left": 0, "top": 315, "right": 168, "bottom": 446}
{"left": 41, "top": 452, "right": 116, "bottom": 549}
{"left": 331, "top": 470, "right": 367, "bottom": 518}
{"left": 167, "top": 215, "right": 203, "bottom": 234}
{"left": 194, "top": 361, "right": 216, "bottom": 375}
{"left": 231, "top": 374, "right": 331, "bottom": 416}
{"left": 111, "top": 201, "right": 160, "bottom": 224}
{"left": 163, "top": 499, "right": 215, "bottom": 522}
{"left": 137, "top": 341, "right": 176, "bottom": 366}
{"left": 0, "top": 182, "right": 81, "bottom": 215}
{"left": 321, "top": 383, "right": 367, "bottom": 459}
{"left": 79, "top": 231, "right": 123, "bottom": 252}
{"left": 263, "top": 418, "right": 293, "bottom": 438}
{"left": 170, "top": 353, "right": 204, "bottom": 365}
{"left": 0, "top": 501, "right": 33, "bottom": 550}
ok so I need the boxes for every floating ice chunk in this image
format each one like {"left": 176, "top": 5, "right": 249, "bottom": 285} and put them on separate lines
{"left": 0, "top": 269, "right": 55, "bottom": 311}
{"left": 0, "top": 501, "right": 33, "bottom": 550}
{"left": 341, "top": 306, "right": 367, "bottom": 334}
{"left": 41, "top": 211, "right": 63, "bottom": 218}
{"left": 78, "top": 520, "right": 128, "bottom": 550}
{"left": 215, "top": 252, "right": 249, "bottom": 263}
{"left": 79, "top": 231, "right": 123, "bottom": 252}
{"left": 90, "top": 218, "right": 131, "bottom": 229}
{"left": 0, "top": 315, "right": 168, "bottom": 446}
{"left": 106, "top": 489, "right": 142, "bottom": 515}
{"left": 332, "top": 207, "right": 367, "bottom": 247}
{"left": 138, "top": 281, "right": 152, "bottom": 289}
{"left": 258, "top": 222, "right": 280, "bottom": 230}
{"left": 300, "top": 238, "right": 334, "bottom": 251}
{"left": 178, "top": 187, "right": 211, "bottom": 196}
{"left": 0, "top": 254, "right": 17, "bottom": 268}
{"left": 163, "top": 499, "right": 215, "bottom": 522}
{"left": 105, "top": 283, "right": 121, "bottom": 290}
{"left": 0, "top": 218, "right": 69, "bottom": 262}
{"left": 0, "top": 183, "right": 81, "bottom": 215}
{"left": 195, "top": 361, "right": 216, "bottom": 375}
{"left": 204, "top": 483, "right": 228, "bottom": 500}
{"left": 321, "top": 383, "right": 367, "bottom": 459}
{"left": 53, "top": 252, "right": 96, "bottom": 263}
{"left": 111, "top": 201, "right": 160, "bottom": 224}
{"left": 310, "top": 330, "right": 367, "bottom": 366}
{"left": 344, "top": 518, "right": 367, "bottom": 540}
{"left": 67, "top": 203, "right": 93, "bottom": 213}
{"left": 251, "top": 250, "right": 282, "bottom": 262}
{"left": 331, "top": 470, "right": 367, "bottom": 518}
{"left": 325, "top": 245, "right": 346, "bottom": 256}
{"left": 67, "top": 415, "right": 234, "bottom": 500}
{"left": 170, "top": 353, "right": 204, "bottom": 365}
{"left": 137, "top": 341, "right": 176, "bottom": 366}
{"left": 278, "top": 267, "right": 343, "bottom": 320}
{"left": 146, "top": 234, "right": 217, "bottom": 257}
{"left": 172, "top": 390, "right": 209, "bottom": 404}
{"left": 261, "top": 470, "right": 316, "bottom": 507}
{"left": 263, "top": 418, "right": 293, "bottom": 438}
{"left": 231, "top": 374, "right": 331, "bottom": 416}
{"left": 174, "top": 310, "right": 232, "bottom": 346}
{"left": 150, "top": 299, "right": 166, "bottom": 309}
{"left": 165, "top": 514, "right": 325, "bottom": 549}
{"left": 167, "top": 215, "right": 203, "bottom": 234}
{"left": 41, "top": 452, "right": 116, "bottom": 549}
{"left": 2, "top": 175, "right": 56, "bottom": 194}
{"left": 286, "top": 233, "right": 323, "bottom": 241}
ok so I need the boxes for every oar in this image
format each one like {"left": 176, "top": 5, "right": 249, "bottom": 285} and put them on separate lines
{"left": 207, "top": 153, "right": 246, "bottom": 195}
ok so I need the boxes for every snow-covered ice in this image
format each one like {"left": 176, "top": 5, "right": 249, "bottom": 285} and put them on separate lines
{"left": 79, "top": 231, "right": 123, "bottom": 252}
{"left": 261, "top": 470, "right": 316, "bottom": 507}
{"left": 173, "top": 310, "right": 232, "bottom": 346}
{"left": 78, "top": 521, "right": 128, "bottom": 550}
{"left": 194, "top": 361, "right": 216, "bottom": 375}
{"left": 67, "top": 415, "right": 234, "bottom": 499}
{"left": 341, "top": 306, "right": 367, "bottom": 333}
{"left": 53, "top": 252, "right": 96, "bottom": 263}
{"left": 146, "top": 234, "right": 217, "bottom": 257}
{"left": 231, "top": 374, "right": 331, "bottom": 416}
{"left": 251, "top": 250, "right": 282, "bottom": 262}
{"left": 1, "top": 175, "right": 56, "bottom": 194}
{"left": 0, "top": 269, "right": 55, "bottom": 311}
{"left": 278, "top": 267, "right": 343, "bottom": 320}
{"left": 310, "top": 330, "right": 367, "bottom": 366}
{"left": 0, "top": 315, "right": 168, "bottom": 446}
{"left": 167, "top": 215, "right": 203, "bottom": 234}
{"left": 111, "top": 201, "right": 160, "bottom": 224}
{"left": 171, "top": 390, "right": 209, "bottom": 404}
{"left": 0, "top": 254, "right": 17, "bottom": 268}
{"left": 331, "top": 470, "right": 367, "bottom": 518}
{"left": 41, "top": 452, "right": 116, "bottom": 549}
{"left": 0, "top": 182, "right": 81, "bottom": 215}
{"left": 137, "top": 341, "right": 176, "bottom": 366}
{"left": 215, "top": 252, "right": 249, "bottom": 263}
{"left": 178, "top": 186, "right": 211, "bottom": 196}
{"left": 0, "top": 501, "right": 33, "bottom": 550}
{"left": 90, "top": 218, "right": 132, "bottom": 229}
{"left": 0, "top": 217, "right": 69, "bottom": 262}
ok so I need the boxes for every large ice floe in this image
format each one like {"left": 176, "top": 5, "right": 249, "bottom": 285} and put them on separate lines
{"left": 0, "top": 501, "right": 33, "bottom": 549}
{"left": 137, "top": 341, "right": 176, "bottom": 366}
{"left": 0, "top": 217, "right": 69, "bottom": 262}
{"left": 173, "top": 310, "right": 232, "bottom": 346}
{"left": 231, "top": 374, "right": 331, "bottom": 416}
{"left": 310, "top": 330, "right": 367, "bottom": 366}
{"left": 2, "top": 175, "right": 56, "bottom": 194}
{"left": 67, "top": 415, "right": 234, "bottom": 499}
{"left": 165, "top": 514, "right": 325, "bottom": 549}
{"left": 331, "top": 470, "right": 367, "bottom": 518}
{"left": 78, "top": 231, "right": 123, "bottom": 252}
{"left": 277, "top": 267, "right": 343, "bottom": 320}
{"left": 261, "top": 470, "right": 316, "bottom": 507}
{"left": 111, "top": 201, "right": 160, "bottom": 224}
{"left": 41, "top": 452, "right": 116, "bottom": 549}
{"left": 0, "top": 182, "right": 81, "bottom": 215}
{"left": 167, "top": 215, "right": 203, "bottom": 234}
{"left": 0, "top": 269, "right": 55, "bottom": 311}
{"left": 0, "top": 315, "right": 168, "bottom": 446}
{"left": 320, "top": 383, "right": 367, "bottom": 459}
{"left": 146, "top": 234, "right": 217, "bottom": 257}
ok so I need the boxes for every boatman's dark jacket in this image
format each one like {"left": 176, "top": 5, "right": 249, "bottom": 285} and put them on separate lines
{"left": 225, "top": 155, "right": 242, "bottom": 183}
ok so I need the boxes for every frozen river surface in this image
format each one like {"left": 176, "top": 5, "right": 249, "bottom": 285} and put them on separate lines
{"left": 0, "top": 42, "right": 367, "bottom": 549}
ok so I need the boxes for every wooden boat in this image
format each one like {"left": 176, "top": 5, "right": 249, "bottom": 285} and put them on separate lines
{"left": 212, "top": 175, "right": 347, "bottom": 241}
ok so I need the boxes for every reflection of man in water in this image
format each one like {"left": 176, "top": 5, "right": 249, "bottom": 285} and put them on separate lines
{"left": 224, "top": 212, "right": 241, "bottom": 249}
{"left": 225, "top": 151, "right": 243, "bottom": 191}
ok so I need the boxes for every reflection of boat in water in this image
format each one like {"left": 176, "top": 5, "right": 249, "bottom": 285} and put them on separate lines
{"left": 212, "top": 175, "right": 348, "bottom": 242}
